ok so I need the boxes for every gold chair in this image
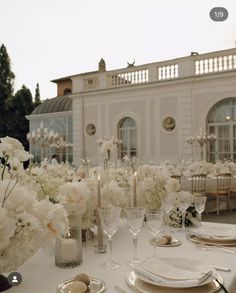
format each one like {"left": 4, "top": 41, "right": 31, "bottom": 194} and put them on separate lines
{"left": 206, "top": 173, "right": 231, "bottom": 216}
{"left": 170, "top": 175, "right": 181, "bottom": 184}
{"left": 191, "top": 174, "right": 207, "bottom": 197}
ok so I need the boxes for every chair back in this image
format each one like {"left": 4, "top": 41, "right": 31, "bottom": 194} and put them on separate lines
{"left": 192, "top": 174, "right": 207, "bottom": 193}
{"left": 217, "top": 173, "right": 231, "bottom": 192}
{"left": 170, "top": 175, "right": 181, "bottom": 184}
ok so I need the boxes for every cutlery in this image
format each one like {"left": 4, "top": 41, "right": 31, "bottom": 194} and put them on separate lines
{"left": 211, "top": 265, "right": 231, "bottom": 272}
{"left": 194, "top": 243, "right": 236, "bottom": 255}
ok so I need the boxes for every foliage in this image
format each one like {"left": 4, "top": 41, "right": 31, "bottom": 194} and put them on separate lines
{"left": 8, "top": 85, "right": 34, "bottom": 150}
{"left": 0, "top": 44, "right": 15, "bottom": 137}
{"left": 34, "top": 82, "right": 41, "bottom": 108}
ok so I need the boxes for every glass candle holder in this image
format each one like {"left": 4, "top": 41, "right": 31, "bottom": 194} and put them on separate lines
{"left": 55, "top": 212, "right": 82, "bottom": 268}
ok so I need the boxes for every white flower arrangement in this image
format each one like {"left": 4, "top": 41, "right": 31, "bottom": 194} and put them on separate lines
{"left": 165, "top": 190, "right": 200, "bottom": 228}
{"left": 0, "top": 136, "right": 69, "bottom": 273}
{"left": 137, "top": 165, "right": 169, "bottom": 209}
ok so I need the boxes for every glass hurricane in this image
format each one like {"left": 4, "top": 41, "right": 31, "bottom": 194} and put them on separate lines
{"left": 125, "top": 207, "right": 145, "bottom": 267}
{"left": 145, "top": 210, "right": 163, "bottom": 257}
{"left": 99, "top": 207, "right": 121, "bottom": 270}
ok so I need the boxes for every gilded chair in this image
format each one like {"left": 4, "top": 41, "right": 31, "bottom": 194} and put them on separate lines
{"left": 206, "top": 173, "right": 231, "bottom": 216}
{"left": 191, "top": 174, "right": 207, "bottom": 197}
{"left": 170, "top": 175, "right": 181, "bottom": 184}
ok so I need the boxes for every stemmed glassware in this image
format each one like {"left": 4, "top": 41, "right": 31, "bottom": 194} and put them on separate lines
{"left": 178, "top": 196, "right": 191, "bottom": 232}
{"left": 98, "top": 206, "right": 121, "bottom": 270}
{"left": 145, "top": 210, "right": 163, "bottom": 257}
{"left": 125, "top": 207, "right": 145, "bottom": 267}
{"left": 193, "top": 196, "right": 207, "bottom": 225}
{"left": 161, "top": 195, "right": 176, "bottom": 233}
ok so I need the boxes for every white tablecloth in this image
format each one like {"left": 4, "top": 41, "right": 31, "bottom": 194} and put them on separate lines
{"left": 7, "top": 221, "right": 236, "bottom": 293}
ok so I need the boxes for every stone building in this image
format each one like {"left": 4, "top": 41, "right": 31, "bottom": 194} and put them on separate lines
{"left": 27, "top": 48, "right": 236, "bottom": 165}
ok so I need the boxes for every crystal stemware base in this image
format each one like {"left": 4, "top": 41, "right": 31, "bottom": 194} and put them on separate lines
{"left": 126, "top": 258, "right": 142, "bottom": 267}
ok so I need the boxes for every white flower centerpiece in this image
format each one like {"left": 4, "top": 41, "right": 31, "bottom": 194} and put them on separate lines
{"left": 164, "top": 178, "right": 200, "bottom": 228}
{"left": 0, "top": 137, "right": 69, "bottom": 287}
{"left": 96, "top": 135, "right": 122, "bottom": 162}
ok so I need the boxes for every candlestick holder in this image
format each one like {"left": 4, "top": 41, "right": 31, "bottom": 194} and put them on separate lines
{"left": 55, "top": 212, "right": 82, "bottom": 268}
{"left": 94, "top": 209, "right": 107, "bottom": 254}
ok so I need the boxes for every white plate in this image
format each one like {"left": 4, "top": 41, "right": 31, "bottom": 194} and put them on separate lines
{"left": 57, "top": 277, "right": 106, "bottom": 293}
{"left": 134, "top": 257, "right": 215, "bottom": 288}
{"left": 188, "top": 226, "right": 236, "bottom": 241}
{"left": 149, "top": 238, "right": 181, "bottom": 247}
{"left": 126, "top": 270, "right": 222, "bottom": 293}
{"left": 187, "top": 232, "right": 236, "bottom": 247}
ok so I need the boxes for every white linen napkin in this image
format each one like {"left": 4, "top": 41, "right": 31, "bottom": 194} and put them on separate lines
{"left": 135, "top": 257, "right": 214, "bottom": 287}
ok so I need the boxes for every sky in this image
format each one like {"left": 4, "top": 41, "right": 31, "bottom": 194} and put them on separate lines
{"left": 0, "top": 0, "right": 236, "bottom": 100}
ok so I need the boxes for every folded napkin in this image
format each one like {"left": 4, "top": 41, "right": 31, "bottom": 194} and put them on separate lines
{"left": 191, "top": 226, "right": 236, "bottom": 240}
{"left": 135, "top": 257, "right": 214, "bottom": 287}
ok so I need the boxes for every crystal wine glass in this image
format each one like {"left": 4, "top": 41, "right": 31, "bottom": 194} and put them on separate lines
{"left": 125, "top": 207, "right": 145, "bottom": 267}
{"left": 178, "top": 196, "right": 191, "bottom": 232}
{"left": 145, "top": 210, "right": 163, "bottom": 257}
{"left": 98, "top": 206, "right": 121, "bottom": 270}
{"left": 193, "top": 196, "right": 207, "bottom": 225}
{"left": 161, "top": 195, "right": 176, "bottom": 233}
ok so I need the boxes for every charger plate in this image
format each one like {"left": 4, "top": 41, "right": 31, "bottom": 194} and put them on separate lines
{"left": 126, "top": 270, "right": 222, "bottom": 293}
{"left": 149, "top": 238, "right": 181, "bottom": 247}
{"left": 57, "top": 277, "right": 106, "bottom": 293}
{"left": 187, "top": 233, "right": 236, "bottom": 247}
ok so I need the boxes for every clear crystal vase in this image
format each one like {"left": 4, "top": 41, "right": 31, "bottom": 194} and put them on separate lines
{"left": 55, "top": 212, "right": 82, "bottom": 268}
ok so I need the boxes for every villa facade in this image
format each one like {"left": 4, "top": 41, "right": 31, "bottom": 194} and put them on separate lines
{"left": 27, "top": 48, "right": 236, "bottom": 165}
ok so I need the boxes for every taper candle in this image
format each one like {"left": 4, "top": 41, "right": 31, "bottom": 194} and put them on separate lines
{"left": 133, "top": 172, "right": 137, "bottom": 207}
{"left": 97, "top": 174, "right": 101, "bottom": 207}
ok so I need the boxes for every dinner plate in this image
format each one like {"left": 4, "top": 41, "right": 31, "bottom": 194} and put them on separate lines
{"left": 126, "top": 270, "right": 222, "bottom": 293}
{"left": 187, "top": 232, "right": 236, "bottom": 247}
{"left": 134, "top": 257, "right": 215, "bottom": 288}
{"left": 188, "top": 227, "right": 236, "bottom": 241}
{"left": 57, "top": 276, "right": 106, "bottom": 293}
{"left": 149, "top": 238, "right": 181, "bottom": 247}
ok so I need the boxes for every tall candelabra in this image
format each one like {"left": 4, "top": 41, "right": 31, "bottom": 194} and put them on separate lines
{"left": 96, "top": 135, "right": 122, "bottom": 161}
{"left": 187, "top": 128, "right": 217, "bottom": 161}
{"left": 51, "top": 136, "right": 73, "bottom": 162}
{"left": 27, "top": 122, "right": 72, "bottom": 162}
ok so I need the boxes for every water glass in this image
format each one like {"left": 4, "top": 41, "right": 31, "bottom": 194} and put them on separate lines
{"left": 145, "top": 210, "right": 163, "bottom": 257}
{"left": 125, "top": 207, "right": 145, "bottom": 267}
{"left": 99, "top": 207, "right": 121, "bottom": 270}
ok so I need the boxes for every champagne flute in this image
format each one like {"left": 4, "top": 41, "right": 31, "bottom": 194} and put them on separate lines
{"left": 99, "top": 207, "right": 121, "bottom": 270}
{"left": 145, "top": 210, "right": 163, "bottom": 257}
{"left": 125, "top": 207, "right": 145, "bottom": 267}
{"left": 193, "top": 196, "right": 207, "bottom": 225}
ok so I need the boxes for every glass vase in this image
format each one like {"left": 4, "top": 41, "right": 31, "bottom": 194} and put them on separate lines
{"left": 55, "top": 212, "right": 82, "bottom": 268}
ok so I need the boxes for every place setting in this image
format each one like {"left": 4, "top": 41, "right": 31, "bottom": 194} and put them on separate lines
{"left": 126, "top": 256, "right": 224, "bottom": 293}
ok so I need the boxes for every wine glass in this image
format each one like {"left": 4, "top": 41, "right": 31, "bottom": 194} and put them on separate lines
{"left": 193, "top": 196, "right": 207, "bottom": 225}
{"left": 145, "top": 210, "right": 163, "bottom": 257}
{"left": 125, "top": 207, "right": 145, "bottom": 267}
{"left": 178, "top": 196, "right": 191, "bottom": 232}
{"left": 161, "top": 195, "right": 176, "bottom": 233}
{"left": 98, "top": 207, "right": 121, "bottom": 270}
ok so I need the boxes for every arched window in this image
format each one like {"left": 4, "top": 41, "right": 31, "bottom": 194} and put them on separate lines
{"left": 118, "top": 117, "right": 137, "bottom": 158}
{"left": 207, "top": 98, "right": 236, "bottom": 162}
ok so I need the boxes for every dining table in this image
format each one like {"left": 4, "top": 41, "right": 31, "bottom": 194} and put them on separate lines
{"left": 7, "top": 220, "right": 236, "bottom": 293}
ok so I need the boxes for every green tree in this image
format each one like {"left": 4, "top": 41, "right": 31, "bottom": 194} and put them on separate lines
{"left": 0, "top": 44, "right": 15, "bottom": 136}
{"left": 9, "top": 85, "right": 33, "bottom": 150}
{"left": 34, "top": 82, "right": 41, "bottom": 108}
